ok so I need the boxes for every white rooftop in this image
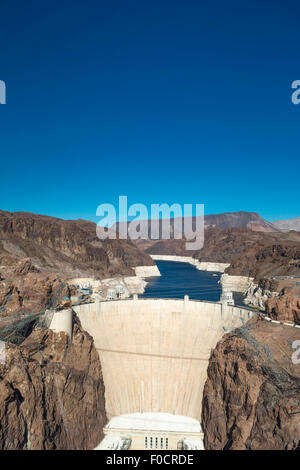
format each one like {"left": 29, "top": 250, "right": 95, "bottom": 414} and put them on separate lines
{"left": 105, "top": 412, "right": 202, "bottom": 434}
{"left": 95, "top": 435, "right": 131, "bottom": 450}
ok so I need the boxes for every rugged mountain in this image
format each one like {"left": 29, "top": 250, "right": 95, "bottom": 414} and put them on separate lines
{"left": 195, "top": 228, "right": 300, "bottom": 280}
{"left": 0, "top": 314, "right": 107, "bottom": 449}
{"left": 0, "top": 210, "right": 153, "bottom": 278}
{"left": 0, "top": 210, "right": 154, "bottom": 316}
{"left": 203, "top": 211, "right": 278, "bottom": 232}
{"left": 146, "top": 227, "right": 271, "bottom": 260}
{"left": 146, "top": 227, "right": 300, "bottom": 281}
{"left": 273, "top": 216, "right": 300, "bottom": 232}
{"left": 202, "top": 317, "right": 300, "bottom": 450}
{"left": 122, "top": 211, "right": 279, "bottom": 254}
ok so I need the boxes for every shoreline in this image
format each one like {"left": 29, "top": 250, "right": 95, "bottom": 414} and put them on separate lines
{"left": 67, "top": 264, "right": 161, "bottom": 300}
{"left": 150, "top": 255, "right": 230, "bottom": 272}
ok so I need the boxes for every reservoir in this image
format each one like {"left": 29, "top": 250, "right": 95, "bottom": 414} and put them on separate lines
{"left": 141, "top": 260, "right": 222, "bottom": 302}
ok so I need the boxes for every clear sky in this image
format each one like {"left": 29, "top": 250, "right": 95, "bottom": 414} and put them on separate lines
{"left": 0, "top": 0, "right": 299, "bottom": 222}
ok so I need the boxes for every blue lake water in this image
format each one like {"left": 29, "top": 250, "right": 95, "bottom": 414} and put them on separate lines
{"left": 141, "top": 260, "right": 222, "bottom": 302}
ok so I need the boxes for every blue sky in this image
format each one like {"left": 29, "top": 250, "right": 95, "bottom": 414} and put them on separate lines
{"left": 0, "top": 0, "right": 299, "bottom": 222}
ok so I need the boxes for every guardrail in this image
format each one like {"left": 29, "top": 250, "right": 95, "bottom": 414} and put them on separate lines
{"left": 72, "top": 296, "right": 300, "bottom": 330}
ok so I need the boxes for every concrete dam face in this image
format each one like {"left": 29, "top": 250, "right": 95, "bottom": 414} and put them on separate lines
{"left": 73, "top": 299, "right": 253, "bottom": 422}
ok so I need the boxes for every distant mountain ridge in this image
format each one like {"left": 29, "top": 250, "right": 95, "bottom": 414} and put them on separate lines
{"left": 0, "top": 210, "right": 153, "bottom": 278}
{"left": 272, "top": 216, "right": 300, "bottom": 232}
{"left": 145, "top": 227, "right": 300, "bottom": 280}
{"left": 203, "top": 211, "right": 278, "bottom": 232}
{"left": 128, "top": 211, "right": 280, "bottom": 252}
{"left": 0, "top": 210, "right": 154, "bottom": 316}
{"left": 117, "top": 211, "right": 279, "bottom": 237}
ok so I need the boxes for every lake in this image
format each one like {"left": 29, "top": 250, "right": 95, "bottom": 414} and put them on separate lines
{"left": 141, "top": 260, "right": 222, "bottom": 302}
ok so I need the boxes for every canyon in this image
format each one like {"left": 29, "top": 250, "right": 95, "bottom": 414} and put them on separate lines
{"left": 0, "top": 297, "right": 298, "bottom": 450}
{"left": 144, "top": 227, "right": 300, "bottom": 325}
{"left": 0, "top": 210, "right": 299, "bottom": 450}
{"left": 0, "top": 210, "right": 155, "bottom": 317}
{"left": 0, "top": 314, "right": 106, "bottom": 449}
{"left": 202, "top": 317, "right": 300, "bottom": 450}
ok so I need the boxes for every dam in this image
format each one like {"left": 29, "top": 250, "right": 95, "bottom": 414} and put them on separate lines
{"left": 69, "top": 297, "right": 254, "bottom": 449}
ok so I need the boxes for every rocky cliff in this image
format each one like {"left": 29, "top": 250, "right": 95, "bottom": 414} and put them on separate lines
{"left": 202, "top": 318, "right": 300, "bottom": 450}
{"left": 145, "top": 227, "right": 300, "bottom": 281}
{"left": 265, "top": 288, "right": 300, "bottom": 325}
{"left": 0, "top": 268, "right": 73, "bottom": 317}
{"left": 0, "top": 210, "right": 154, "bottom": 316}
{"left": 244, "top": 280, "right": 279, "bottom": 310}
{"left": 242, "top": 277, "right": 300, "bottom": 324}
{"left": 0, "top": 314, "right": 107, "bottom": 449}
{"left": 0, "top": 210, "right": 153, "bottom": 278}
{"left": 195, "top": 228, "right": 300, "bottom": 280}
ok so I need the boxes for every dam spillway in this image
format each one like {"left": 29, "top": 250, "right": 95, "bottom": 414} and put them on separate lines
{"left": 73, "top": 298, "right": 254, "bottom": 421}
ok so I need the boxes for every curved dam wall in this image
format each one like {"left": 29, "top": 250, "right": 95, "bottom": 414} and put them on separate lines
{"left": 73, "top": 299, "right": 254, "bottom": 421}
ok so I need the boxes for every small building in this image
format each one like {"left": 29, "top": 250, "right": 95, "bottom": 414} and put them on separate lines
{"left": 96, "top": 413, "right": 204, "bottom": 450}
{"left": 106, "top": 288, "right": 117, "bottom": 300}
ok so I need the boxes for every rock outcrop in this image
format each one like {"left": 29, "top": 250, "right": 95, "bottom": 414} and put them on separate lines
{"left": 265, "top": 288, "right": 300, "bottom": 325}
{"left": 0, "top": 210, "right": 154, "bottom": 316}
{"left": 202, "top": 318, "right": 300, "bottom": 450}
{"left": 0, "top": 210, "right": 154, "bottom": 279}
{"left": 244, "top": 281, "right": 279, "bottom": 310}
{"left": 0, "top": 272, "right": 73, "bottom": 317}
{"left": 195, "top": 229, "right": 300, "bottom": 280}
{"left": 0, "top": 315, "right": 107, "bottom": 449}
{"left": 145, "top": 227, "right": 300, "bottom": 282}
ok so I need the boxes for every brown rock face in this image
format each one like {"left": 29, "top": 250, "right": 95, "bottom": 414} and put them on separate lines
{"left": 0, "top": 316, "right": 107, "bottom": 449}
{"left": 144, "top": 226, "right": 300, "bottom": 283}
{"left": 136, "top": 211, "right": 280, "bottom": 255}
{"left": 0, "top": 272, "right": 71, "bottom": 317}
{"left": 266, "top": 288, "right": 300, "bottom": 325}
{"left": 0, "top": 210, "right": 154, "bottom": 279}
{"left": 202, "top": 318, "right": 300, "bottom": 450}
{"left": 195, "top": 228, "right": 300, "bottom": 280}
{"left": 0, "top": 210, "right": 154, "bottom": 316}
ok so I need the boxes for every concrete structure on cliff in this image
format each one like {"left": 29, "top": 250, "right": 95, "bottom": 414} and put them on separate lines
{"left": 48, "top": 280, "right": 300, "bottom": 449}
{"left": 220, "top": 287, "right": 234, "bottom": 306}
{"left": 64, "top": 297, "right": 252, "bottom": 449}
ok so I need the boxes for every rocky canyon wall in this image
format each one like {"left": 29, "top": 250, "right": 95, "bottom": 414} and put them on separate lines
{"left": 202, "top": 317, "right": 300, "bottom": 450}
{"left": 265, "top": 288, "right": 300, "bottom": 325}
{"left": 0, "top": 315, "right": 107, "bottom": 449}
